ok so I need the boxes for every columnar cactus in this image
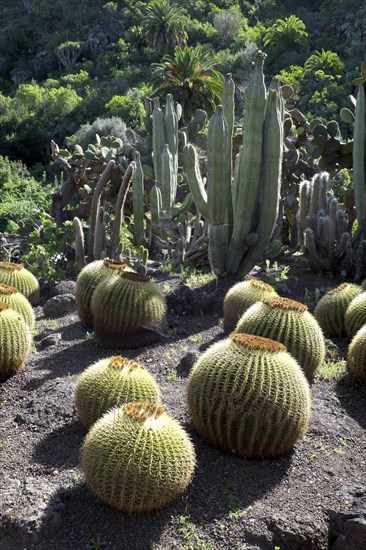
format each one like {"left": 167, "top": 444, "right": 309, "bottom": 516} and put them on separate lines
{"left": 0, "top": 262, "right": 39, "bottom": 305}
{"left": 0, "top": 303, "right": 32, "bottom": 381}
{"left": 345, "top": 292, "right": 366, "bottom": 338}
{"left": 82, "top": 402, "right": 196, "bottom": 512}
{"left": 223, "top": 279, "right": 277, "bottom": 334}
{"left": 347, "top": 325, "right": 366, "bottom": 382}
{"left": 352, "top": 81, "right": 366, "bottom": 227}
{"left": 296, "top": 172, "right": 365, "bottom": 277}
{"left": 75, "top": 356, "right": 161, "bottom": 429}
{"left": 0, "top": 283, "right": 35, "bottom": 331}
{"left": 187, "top": 333, "right": 311, "bottom": 458}
{"left": 75, "top": 259, "right": 128, "bottom": 327}
{"left": 314, "top": 283, "right": 362, "bottom": 337}
{"left": 235, "top": 296, "right": 325, "bottom": 379}
{"left": 184, "top": 52, "right": 284, "bottom": 277}
{"left": 91, "top": 271, "right": 167, "bottom": 348}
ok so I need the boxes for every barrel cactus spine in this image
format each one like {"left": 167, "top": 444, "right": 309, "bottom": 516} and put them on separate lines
{"left": 75, "top": 356, "right": 161, "bottom": 429}
{"left": 187, "top": 333, "right": 311, "bottom": 459}
{"left": 345, "top": 292, "right": 366, "bottom": 338}
{"left": 0, "top": 262, "right": 39, "bottom": 305}
{"left": 0, "top": 283, "right": 35, "bottom": 331}
{"left": 0, "top": 302, "right": 32, "bottom": 381}
{"left": 223, "top": 279, "right": 277, "bottom": 334}
{"left": 82, "top": 402, "right": 196, "bottom": 512}
{"left": 314, "top": 283, "right": 363, "bottom": 337}
{"left": 91, "top": 270, "right": 167, "bottom": 348}
{"left": 75, "top": 259, "right": 129, "bottom": 327}
{"left": 347, "top": 325, "right": 366, "bottom": 382}
{"left": 235, "top": 296, "right": 325, "bottom": 379}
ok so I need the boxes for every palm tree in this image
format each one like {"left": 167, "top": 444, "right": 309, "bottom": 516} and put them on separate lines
{"left": 141, "top": 0, "right": 188, "bottom": 55}
{"left": 304, "top": 49, "right": 344, "bottom": 77}
{"left": 263, "top": 15, "right": 308, "bottom": 51}
{"left": 152, "top": 45, "right": 223, "bottom": 124}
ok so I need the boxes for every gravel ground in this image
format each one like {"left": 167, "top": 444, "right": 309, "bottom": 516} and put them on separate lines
{"left": 1, "top": 257, "right": 366, "bottom": 550}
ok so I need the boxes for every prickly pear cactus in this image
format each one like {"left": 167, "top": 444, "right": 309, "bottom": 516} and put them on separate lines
{"left": 75, "top": 356, "right": 161, "bottom": 428}
{"left": 0, "top": 283, "right": 35, "bottom": 330}
{"left": 187, "top": 333, "right": 311, "bottom": 458}
{"left": 235, "top": 296, "right": 325, "bottom": 379}
{"left": 345, "top": 292, "right": 366, "bottom": 338}
{"left": 0, "top": 262, "right": 39, "bottom": 305}
{"left": 347, "top": 325, "right": 366, "bottom": 382}
{"left": 314, "top": 283, "right": 362, "bottom": 337}
{"left": 0, "top": 303, "right": 32, "bottom": 381}
{"left": 91, "top": 271, "right": 167, "bottom": 348}
{"left": 223, "top": 279, "right": 277, "bottom": 334}
{"left": 75, "top": 259, "right": 129, "bottom": 327}
{"left": 81, "top": 402, "right": 196, "bottom": 512}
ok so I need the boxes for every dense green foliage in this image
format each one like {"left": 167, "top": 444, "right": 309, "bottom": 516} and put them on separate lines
{"left": 0, "top": 0, "right": 364, "bottom": 168}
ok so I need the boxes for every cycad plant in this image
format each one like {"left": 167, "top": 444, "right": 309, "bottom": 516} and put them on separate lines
{"left": 152, "top": 45, "right": 223, "bottom": 124}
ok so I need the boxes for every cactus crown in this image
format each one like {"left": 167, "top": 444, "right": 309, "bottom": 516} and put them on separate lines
{"left": 109, "top": 356, "right": 139, "bottom": 371}
{"left": 0, "top": 262, "right": 24, "bottom": 271}
{"left": 262, "top": 296, "right": 308, "bottom": 313}
{"left": 0, "top": 302, "right": 11, "bottom": 313}
{"left": 250, "top": 280, "right": 274, "bottom": 292}
{"left": 120, "top": 271, "right": 150, "bottom": 283}
{"left": 328, "top": 282, "right": 350, "bottom": 295}
{"left": 230, "top": 332, "right": 286, "bottom": 353}
{"left": 125, "top": 402, "right": 165, "bottom": 422}
{"left": 103, "top": 259, "right": 127, "bottom": 271}
{"left": 0, "top": 283, "right": 18, "bottom": 295}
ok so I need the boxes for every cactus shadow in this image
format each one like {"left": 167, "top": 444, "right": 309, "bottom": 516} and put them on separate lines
{"left": 335, "top": 374, "right": 366, "bottom": 429}
{"left": 39, "top": 480, "right": 179, "bottom": 550}
{"left": 33, "top": 420, "right": 85, "bottom": 469}
{"left": 181, "top": 424, "right": 293, "bottom": 524}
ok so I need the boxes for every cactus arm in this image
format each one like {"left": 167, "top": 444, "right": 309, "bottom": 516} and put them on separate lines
{"left": 222, "top": 73, "right": 235, "bottom": 230}
{"left": 87, "top": 159, "right": 115, "bottom": 262}
{"left": 164, "top": 94, "right": 178, "bottom": 200}
{"left": 171, "top": 192, "right": 193, "bottom": 219}
{"left": 152, "top": 98, "right": 165, "bottom": 188}
{"left": 226, "top": 51, "right": 267, "bottom": 274}
{"left": 207, "top": 106, "right": 228, "bottom": 225}
{"left": 183, "top": 144, "right": 208, "bottom": 218}
{"left": 353, "top": 85, "right": 366, "bottom": 224}
{"left": 132, "top": 151, "right": 146, "bottom": 247}
{"left": 110, "top": 161, "right": 136, "bottom": 260}
{"left": 237, "top": 89, "right": 283, "bottom": 276}
{"left": 150, "top": 184, "right": 162, "bottom": 245}
{"left": 73, "top": 217, "right": 85, "bottom": 268}
{"left": 161, "top": 144, "right": 174, "bottom": 215}
{"left": 94, "top": 206, "right": 106, "bottom": 260}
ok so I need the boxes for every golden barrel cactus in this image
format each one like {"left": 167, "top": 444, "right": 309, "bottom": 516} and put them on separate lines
{"left": 82, "top": 402, "right": 196, "bottom": 512}
{"left": 187, "top": 333, "right": 311, "bottom": 459}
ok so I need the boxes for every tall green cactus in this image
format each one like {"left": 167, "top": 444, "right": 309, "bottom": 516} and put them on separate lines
{"left": 353, "top": 84, "right": 366, "bottom": 224}
{"left": 183, "top": 52, "right": 283, "bottom": 277}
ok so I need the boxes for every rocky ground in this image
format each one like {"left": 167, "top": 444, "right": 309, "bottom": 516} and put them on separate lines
{"left": 1, "top": 255, "right": 366, "bottom": 550}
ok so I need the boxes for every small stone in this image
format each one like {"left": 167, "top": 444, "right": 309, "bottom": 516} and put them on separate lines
{"left": 49, "top": 281, "right": 76, "bottom": 298}
{"left": 43, "top": 294, "right": 76, "bottom": 318}
{"left": 37, "top": 334, "right": 62, "bottom": 350}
